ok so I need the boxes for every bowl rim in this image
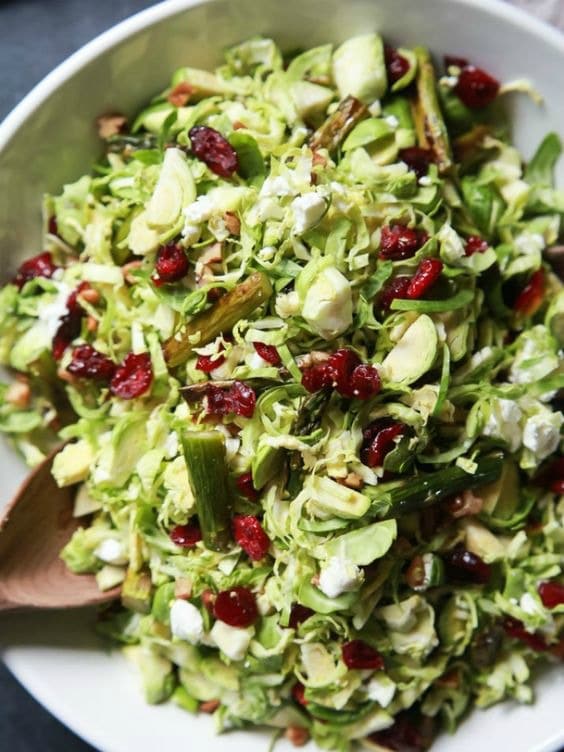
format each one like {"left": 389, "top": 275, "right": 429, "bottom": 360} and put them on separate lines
{"left": 1, "top": 1, "right": 564, "bottom": 751}
{"left": 1, "top": 0, "right": 564, "bottom": 154}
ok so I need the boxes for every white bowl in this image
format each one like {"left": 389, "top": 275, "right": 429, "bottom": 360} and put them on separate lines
{"left": 1, "top": 1, "right": 564, "bottom": 750}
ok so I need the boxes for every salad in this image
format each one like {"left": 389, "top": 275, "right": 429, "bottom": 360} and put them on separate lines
{"left": 1, "top": 32, "right": 564, "bottom": 752}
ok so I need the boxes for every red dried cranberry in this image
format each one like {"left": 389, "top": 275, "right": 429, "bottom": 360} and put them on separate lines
{"left": 361, "top": 419, "right": 406, "bottom": 468}
{"left": 291, "top": 682, "right": 308, "bottom": 706}
{"left": 214, "top": 586, "right": 258, "bottom": 627}
{"left": 301, "top": 363, "right": 333, "bottom": 393}
{"left": 534, "top": 456, "right": 564, "bottom": 492}
{"left": 110, "top": 352, "right": 153, "bottom": 399}
{"left": 369, "top": 713, "right": 433, "bottom": 752}
{"left": 189, "top": 125, "right": 239, "bottom": 178}
{"left": 48, "top": 216, "right": 59, "bottom": 236}
{"left": 349, "top": 364, "right": 381, "bottom": 400}
{"left": 52, "top": 283, "right": 88, "bottom": 360}
{"left": 445, "top": 544, "right": 491, "bottom": 584}
{"left": 236, "top": 471, "right": 259, "bottom": 501}
{"left": 196, "top": 352, "right": 226, "bottom": 373}
{"left": 67, "top": 344, "right": 116, "bottom": 381}
{"left": 538, "top": 581, "right": 564, "bottom": 609}
{"left": 379, "top": 225, "right": 428, "bottom": 260}
{"left": 444, "top": 55, "right": 469, "bottom": 69}
{"left": 342, "top": 640, "right": 384, "bottom": 670}
{"left": 502, "top": 617, "right": 549, "bottom": 652}
{"left": 170, "top": 523, "right": 202, "bottom": 548}
{"left": 514, "top": 269, "right": 545, "bottom": 315}
{"left": 289, "top": 604, "right": 314, "bottom": 629}
{"left": 379, "top": 276, "right": 411, "bottom": 311}
{"left": 399, "top": 147, "right": 434, "bottom": 179}
{"left": 552, "top": 480, "right": 564, "bottom": 494}
{"left": 384, "top": 45, "right": 410, "bottom": 84}
{"left": 406, "top": 258, "right": 443, "bottom": 299}
{"left": 13, "top": 252, "right": 58, "bottom": 289}
{"left": 455, "top": 65, "right": 500, "bottom": 109}
{"left": 233, "top": 515, "right": 271, "bottom": 561}
{"left": 228, "top": 380, "right": 256, "bottom": 418}
{"left": 152, "top": 244, "right": 189, "bottom": 285}
{"left": 464, "top": 235, "right": 489, "bottom": 256}
{"left": 327, "top": 348, "right": 361, "bottom": 396}
{"left": 253, "top": 341, "right": 281, "bottom": 365}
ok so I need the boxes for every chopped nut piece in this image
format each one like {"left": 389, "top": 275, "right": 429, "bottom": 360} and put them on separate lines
{"left": 223, "top": 211, "right": 241, "bottom": 236}
{"left": 86, "top": 316, "right": 98, "bottom": 333}
{"left": 96, "top": 113, "right": 127, "bottom": 139}
{"left": 167, "top": 82, "right": 194, "bottom": 107}
{"left": 174, "top": 577, "right": 193, "bottom": 600}
{"left": 5, "top": 380, "right": 31, "bottom": 408}
{"left": 285, "top": 726, "right": 310, "bottom": 747}
{"left": 122, "top": 260, "right": 143, "bottom": 284}
{"left": 447, "top": 489, "right": 483, "bottom": 518}
{"left": 199, "top": 699, "right": 220, "bottom": 714}
{"left": 78, "top": 287, "right": 101, "bottom": 304}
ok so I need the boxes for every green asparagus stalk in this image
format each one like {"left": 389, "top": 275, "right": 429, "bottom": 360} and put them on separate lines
{"left": 163, "top": 272, "right": 273, "bottom": 368}
{"left": 366, "top": 454, "right": 503, "bottom": 519}
{"left": 412, "top": 47, "right": 452, "bottom": 174}
{"left": 181, "top": 430, "right": 233, "bottom": 551}
{"left": 309, "top": 95, "right": 368, "bottom": 154}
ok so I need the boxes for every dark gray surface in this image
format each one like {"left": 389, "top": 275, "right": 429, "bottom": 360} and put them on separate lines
{"left": 0, "top": 3, "right": 158, "bottom": 749}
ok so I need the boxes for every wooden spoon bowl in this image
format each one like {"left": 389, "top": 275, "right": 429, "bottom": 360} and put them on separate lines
{"left": 0, "top": 451, "right": 119, "bottom": 611}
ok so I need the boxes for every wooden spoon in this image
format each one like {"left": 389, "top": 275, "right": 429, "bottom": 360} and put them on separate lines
{"left": 0, "top": 451, "right": 120, "bottom": 611}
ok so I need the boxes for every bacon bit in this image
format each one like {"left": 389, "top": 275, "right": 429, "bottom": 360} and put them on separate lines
{"left": 86, "top": 316, "right": 98, "bottom": 333}
{"left": 167, "top": 82, "right": 194, "bottom": 107}
{"left": 96, "top": 113, "right": 127, "bottom": 139}
{"left": 199, "top": 699, "right": 220, "bottom": 714}
{"left": 174, "top": 578, "right": 193, "bottom": 600}
{"left": 232, "top": 120, "right": 246, "bottom": 130}
{"left": 337, "top": 472, "right": 364, "bottom": 490}
{"left": 78, "top": 287, "right": 100, "bottom": 305}
{"left": 5, "top": 380, "right": 31, "bottom": 408}
{"left": 285, "top": 726, "right": 310, "bottom": 747}
{"left": 447, "top": 489, "right": 484, "bottom": 518}
{"left": 223, "top": 211, "right": 241, "bottom": 236}
{"left": 122, "top": 260, "right": 143, "bottom": 284}
{"left": 436, "top": 669, "right": 461, "bottom": 689}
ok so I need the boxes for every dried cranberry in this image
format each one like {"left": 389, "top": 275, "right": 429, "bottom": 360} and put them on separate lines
{"left": 379, "top": 276, "right": 411, "bottom": 311}
{"left": 291, "top": 682, "right": 308, "bottom": 706}
{"left": 189, "top": 125, "right": 239, "bottom": 178}
{"left": 301, "top": 363, "right": 333, "bottom": 393}
{"left": 349, "top": 364, "right": 381, "bottom": 400}
{"left": 110, "top": 352, "right": 153, "bottom": 399}
{"left": 384, "top": 45, "right": 410, "bottom": 84}
{"left": 289, "top": 604, "right": 314, "bottom": 630}
{"left": 152, "top": 244, "right": 189, "bottom": 285}
{"left": 534, "top": 456, "right": 564, "bottom": 492}
{"left": 444, "top": 544, "right": 491, "bottom": 585}
{"left": 233, "top": 515, "right": 271, "bottom": 561}
{"left": 552, "top": 480, "right": 564, "bottom": 494}
{"left": 236, "top": 471, "right": 259, "bottom": 501}
{"left": 228, "top": 380, "right": 256, "bottom": 418}
{"left": 327, "top": 348, "right": 361, "bottom": 396}
{"left": 13, "top": 251, "right": 58, "bottom": 289}
{"left": 214, "top": 586, "right": 258, "bottom": 627}
{"left": 379, "top": 225, "right": 428, "bottom": 260}
{"left": 455, "top": 65, "right": 500, "bottom": 109}
{"left": 464, "top": 235, "right": 489, "bottom": 256}
{"left": 253, "top": 341, "right": 281, "bottom": 365}
{"left": 48, "top": 216, "right": 59, "bottom": 236}
{"left": 538, "top": 581, "right": 564, "bottom": 609}
{"left": 369, "top": 713, "right": 434, "bottom": 752}
{"left": 361, "top": 419, "right": 406, "bottom": 468}
{"left": 399, "top": 147, "right": 434, "bottom": 179}
{"left": 67, "top": 344, "right": 116, "bottom": 381}
{"left": 196, "top": 352, "right": 226, "bottom": 373}
{"left": 342, "top": 640, "right": 384, "bottom": 670}
{"left": 170, "top": 523, "right": 202, "bottom": 548}
{"left": 406, "top": 258, "right": 443, "bottom": 299}
{"left": 444, "top": 55, "right": 469, "bottom": 69}
{"left": 52, "top": 283, "right": 88, "bottom": 360}
{"left": 502, "top": 617, "right": 549, "bottom": 652}
{"left": 514, "top": 269, "right": 545, "bottom": 315}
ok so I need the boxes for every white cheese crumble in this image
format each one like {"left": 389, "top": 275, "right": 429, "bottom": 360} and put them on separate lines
{"left": 483, "top": 398, "right": 523, "bottom": 452}
{"left": 519, "top": 593, "right": 543, "bottom": 617}
{"left": 94, "top": 539, "right": 128, "bottom": 566}
{"left": 275, "top": 290, "right": 300, "bottom": 319}
{"left": 183, "top": 194, "right": 215, "bottom": 224}
{"left": 210, "top": 621, "right": 254, "bottom": 661}
{"left": 170, "top": 599, "right": 204, "bottom": 644}
{"left": 366, "top": 673, "right": 396, "bottom": 707}
{"left": 291, "top": 192, "right": 327, "bottom": 235}
{"left": 418, "top": 175, "right": 432, "bottom": 187}
{"left": 513, "top": 232, "right": 545, "bottom": 256}
{"left": 522, "top": 411, "right": 563, "bottom": 461}
{"left": 318, "top": 556, "right": 363, "bottom": 599}
{"left": 164, "top": 431, "right": 179, "bottom": 459}
{"left": 384, "top": 115, "right": 399, "bottom": 128}
{"left": 37, "top": 281, "right": 72, "bottom": 338}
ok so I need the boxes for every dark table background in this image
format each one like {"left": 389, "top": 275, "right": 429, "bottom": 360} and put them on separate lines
{"left": 0, "top": 4, "right": 158, "bottom": 749}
